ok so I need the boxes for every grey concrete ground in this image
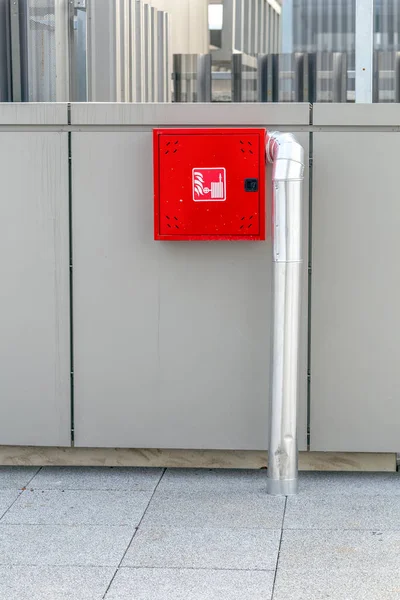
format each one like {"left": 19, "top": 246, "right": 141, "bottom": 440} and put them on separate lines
{"left": 0, "top": 467, "right": 399, "bottom": 599}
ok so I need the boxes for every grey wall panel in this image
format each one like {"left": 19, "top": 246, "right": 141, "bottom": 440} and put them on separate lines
{"left": 0, "top": 0, "right": 10, "bottom": 102}
{"left": 313, "top": 103, "right": 400, "bottom": 126}
{"left": 87, "top": 0, "right": 117, "bottom": 102}
{"left": 72, "top": 127, "right": 309, "bottom": 449}
{"left": 70, "top": 102, "right": 311, "bottom": 126}
{"left": 0, "top": 103, "right": 68, "bottom": 125}
{"left": 311, "top": 132, "right": 400, "bottom": 452}
{"left": 0, "top": 132, "right": 71, "bottom": 446}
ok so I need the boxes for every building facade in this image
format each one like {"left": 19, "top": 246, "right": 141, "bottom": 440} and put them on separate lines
{"left": 0, "top": 0, "right": 209, "bottom": 102}
{"left": 283, "top": 0, "right": 400, "bottom": 54}
{"left": 210, "top": 0, "right": 282, "bottom": 60}
{"left": 153, "top": 0, "right": 208, "bottom": 55}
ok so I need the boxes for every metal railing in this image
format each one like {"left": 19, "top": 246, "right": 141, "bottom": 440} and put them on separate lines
{"left": 0, "top": 0, "right": 172, "bottom": 103}
{"left": 2, "top": 4, "right": 400, "bottom": 107}
{"left": 172, "top": 54, "right": 211, "bottom": 103}
{"left": 173, "top": 51, "right": 400, "bottom": 104}
{"left": 232, "top": 54, "right": 258, "bottom": 102}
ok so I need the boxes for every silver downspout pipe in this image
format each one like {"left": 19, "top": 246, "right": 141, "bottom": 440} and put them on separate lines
{"left": 266, "top": 132, "right": 305, "bottom": 496}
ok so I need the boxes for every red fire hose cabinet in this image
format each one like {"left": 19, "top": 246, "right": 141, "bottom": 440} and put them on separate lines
{"left": 153, "top": 128, "right": 266, "bottom": 241}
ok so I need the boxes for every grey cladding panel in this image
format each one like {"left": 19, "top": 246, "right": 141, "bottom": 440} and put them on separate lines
{"left": 70, "top": 102, "right": 311, "bottom": 126}
{"left": 313, "top": 103, "right": 400, "bottom": 126}
{"left": 72, "top": 129, "right": 309, "bottom": 450}
{"left": 311, "top": 132, "right": 400, "bottom": 451}
{"left": 0, "top": 103, "right": 68, "bottom": 125}
{"left": 0, "top": 133, "right": 70, "bottom": 445}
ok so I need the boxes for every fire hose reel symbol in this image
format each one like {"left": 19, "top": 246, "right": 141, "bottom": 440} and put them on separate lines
{"left": 192, "top": 168, "right": 226, "bottom": 202}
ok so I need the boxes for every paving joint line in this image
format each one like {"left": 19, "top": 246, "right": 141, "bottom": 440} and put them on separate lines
{"left": 0, "top": 467, "right": 43, "bottom": 522}
{"left": 0, "top": 563, "right": 275, "bottom": 572}
{"left": 271, "top": 497, "right": 287, "bottom": 600}
{"left": 101, "top": 468, "right": 167, "bottom": 599}
{"left": 27, "top": 487, "right": 162, "bottom": 492}
{"left": 0, "top": 563, "right": 118, "bottom": 568}
{"left": 23, "top": 467, "right": 43, "bottom": 489}
{"left": 0, "top": 491, "right": 25, "bottom": 523}
{"left": 0, "top": 523, "right": 141, "bottom": 528}
{"left": 116, "top": 565, "right": 277, "bottom": 572}
{"left": 282, "top": 527, "right": 400, "bottom": 532}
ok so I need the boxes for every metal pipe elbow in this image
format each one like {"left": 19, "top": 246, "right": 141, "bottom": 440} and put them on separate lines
{"left": 266, "top": 131, "right": 305, "bottom": 182}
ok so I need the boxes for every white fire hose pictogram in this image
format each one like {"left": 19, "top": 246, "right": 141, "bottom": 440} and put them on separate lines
{"left": 194, "top": 171, "right": 224, "bottom": 199}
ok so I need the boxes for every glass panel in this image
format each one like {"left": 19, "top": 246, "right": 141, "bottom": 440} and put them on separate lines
{"left": 26, "top": 0, "right": 56, "bottom": 101}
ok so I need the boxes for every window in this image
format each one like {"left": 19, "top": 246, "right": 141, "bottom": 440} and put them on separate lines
{"left": 209, "top": 3, "right": 223, "bottom": 30}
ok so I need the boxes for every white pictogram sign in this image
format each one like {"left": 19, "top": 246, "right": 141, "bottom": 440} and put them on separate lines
{"left": 192, "top": 168, "right": 226, "bottom": 202}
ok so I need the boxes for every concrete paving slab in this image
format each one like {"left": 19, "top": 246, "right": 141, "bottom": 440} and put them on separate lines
{"left": 0, "top": 467, "right": 39, "bottom": 490}
{"left": 2, "top": 490, "right": 151, "bottom": 526}
{"left": 159, "top": 469, "right": 268, "bottom": 493}
{"left": 30, "top": 467, "right": 163, "bottom": 491}
{"left": 143, "top": 491, "right": 285, "bottom": 529}
{"left": 123, "top": 526, "right": 280, "bottom": 570}
{"left": 0, "top": 524, "right": 134, "bottom": 566}
{"left": 0, "top": 490, "right": 21, "bottom": 519}
{"left": 297, "top": 472, "right": 400, "bottom": 496}
{"left": 279, "top": 529, "right": 400, "bottom": 571}
{"left": 273, "top": 569, "right": 400, "bottom": 600}
{"left": 1, "top": 469, "right": 398, "bottom": 600}
{"left": 106, "top": 567, "right": 275, "bottom": 600}
{"left": 0, "top": 566, "right": 114, "bottom": 600}
{"left": 284, "top": 494, "right": 400, "bottom": 530}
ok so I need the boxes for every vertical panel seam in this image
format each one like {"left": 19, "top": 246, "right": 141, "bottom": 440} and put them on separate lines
{"left": 68, "top": 102, "right": 75, "bottom": 446}
{"left": 306, "top": 104, "right": 313, "bottom": 451}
